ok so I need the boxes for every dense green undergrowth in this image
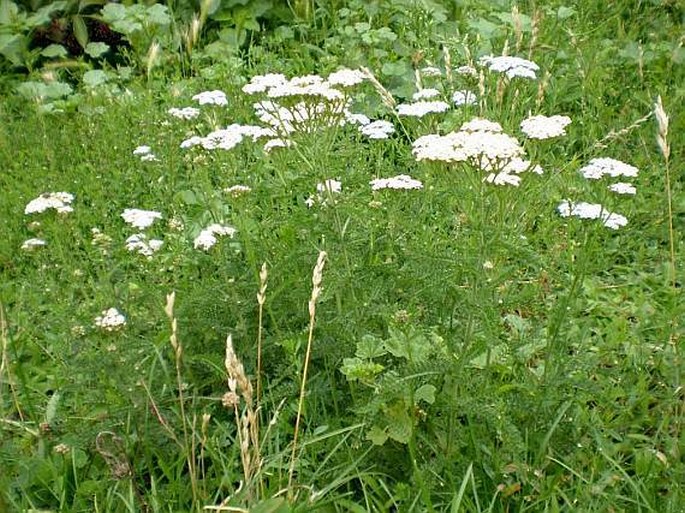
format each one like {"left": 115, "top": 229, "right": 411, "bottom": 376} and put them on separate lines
{"left": 1, "top": 1, "right": 684, "bottom": 511}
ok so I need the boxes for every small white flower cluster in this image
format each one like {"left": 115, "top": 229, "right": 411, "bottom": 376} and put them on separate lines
{"left": 263, "top": 138, "right": 293, "bottom": 152}
{"left": 194, "top": 224, "right": 237, "bottom": 251}
{"left": 121, "top": 208, "right": 163, "bottom": 230}
{"left": 412, "top": 88, "right": 441, "bottom": 101}
{"left": 455, "top": 65, "right": 478, "bottom": 77}
{"left": 579, "top": 158, "right": 639, "bottom": 180}
{"left": 370, "top": 175, "right": 423, "bottom": 191}
{"left": 325, "top": 68, "right": 368, "bottom": 87}
{"left": 608, "top": 182, "right": 636, "bottom": 195}
{"left": 397, "top": 100, "right": 450, "bottom": 117}
{"left": 479, "top": 55, "right": 540, "bottom": 79}
{"left": 359, "top": 120, "right": 395, "bottom": 139}
{"left": 452, "top": 90, "right": 477, "bottom": 106}
{"left": 243, "top": 68, "right": 365, "bottom": 98}
{"left": 420, "top": 66, "right": 442, "bottom": 77}
{"left": 125, "top": 233, "right": 164, "bottom": 258}
{"left": 253, "top": 99, "right": 346, "bottom": 135}
{"left": 94, "top": 307, "right": 126, "bottom": 331}
{"left": 25, "top": 192, "right": 74, "bottom": 215}
{"left": 181, "top": 124, "right": 275, "bottom": 151}
{"left": 520, "top": 115, "right": 572, "bottom": 139}
{"left": 557, "top": 200, "right": 628, "bottom": 230}
{"left": 168, "top": 107, "right": 201, "bottom": 120}
{"left": 21, "top": 238, "right": 47, "bottom": 251}
{"left": 133, "top": 145, "right": 158, "bottom": 162}
{"left": 412, "top": 118, "right": 543, "bottom": 186}
{"left": 192, "top": 90, "right": 228, "bottom": 106}
{"left": 306, "top": 179, "right": 342, "bottom": 207}
{"left": 224, "top": 185, "right": 252, "bottom": 197}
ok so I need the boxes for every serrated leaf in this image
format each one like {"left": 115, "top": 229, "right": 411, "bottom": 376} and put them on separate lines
{"left": 386, "top": 402, "right": 412, "bottom": 444}
{"left": 101, "top": 3, "right": 126, "bottom": 22}
{"left": 146, "top": 4, "right": 171, "bottom": 25}
{"left": 41, "top": 44, "right": 68, "bottom": 58}
{"left": 83, "top": 69, "right": 108, "bottom": 88}
{"left": 0, "top": 1, "right": 19, "bottom": 25}
{"left": 366, "top": 425, "right": 389, "bottom": 445}
{"left": 414, "top": 384, "right": 436, "bottom": 405}
{"left": 355, "top": 334, "right": 386, "bottom": 359}
{"left": 556, "top": 6, "right": 575, "bottom": 20}
{"left": 72, "top": 15, "right": 89, "bottom": 49}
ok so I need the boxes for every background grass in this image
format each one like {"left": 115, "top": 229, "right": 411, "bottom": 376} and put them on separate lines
{"left": 1, "top": 0, "right": 683, "bottom": 511}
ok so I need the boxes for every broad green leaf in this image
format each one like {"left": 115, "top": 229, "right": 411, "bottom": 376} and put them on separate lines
{"left": 557, "top": 6, "right": 575, "bottom": 20}
{"left": 146, "top": 4, "right": 171, "bottom": 26}
{"left": 101, "top": 3, "right": 126, "bottom": 22}
{"left": 72, "top": 15, "right": 89, "bottom": 49}
{"left": 366, "top": 425, "right": 388, "bottom": 445}
{"left": 355, "top": 334, "right": 386, "bottom": 359}
{"left": 386, "top": 402, "right": 412, "bottom": 444}
{"left": 83, "top": 69, "right": 108, "bottom": 88}
{"left": 414, "top": 384, "right": 436, "bottom": 405}
{"left": 381, "top": 60, "right": 408, "bottom": 77}
{"left": 26, "top": 1, "right": 67, "bottom": 27}
{"left": 0, "top": 33, "right": 25, "bottom": 66}
{"left": 0, "top": 0, "right": 19, "bottom": 26}
{"left": 85, "top": 42, "right": 109, "bottom": 58}
{"left": 41, "top": 44, "right": 68, "bottom": 58}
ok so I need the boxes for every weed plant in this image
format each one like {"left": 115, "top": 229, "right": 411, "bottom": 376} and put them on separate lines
{"left": 0, "top": 1, "right": 683, "bottom": 512}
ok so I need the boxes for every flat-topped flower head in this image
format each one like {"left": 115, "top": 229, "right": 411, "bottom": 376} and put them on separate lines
{"left": 242, "top": 73, "right": 288, "bottom": 94}
{"left": 557, "top": 200, "right": 628, "bottom": 229}
{"left": 412, "top": 88, "right": 441, "bottom": 101}
{"left": 133, "top": 145, "right": 152, "bottom": 156}
{"left": 125, "top": 233, "right": 163, "bottom": 257}
{"left": 263, "top": 138, "right": 293, "bottom": 152}
{"left": 95, "top": 307, "right": 126, "bottom": 331}
{"left": 360, "top": 120, "right": 395, "bottom": 139}
{"left": 168, "top": 107, "right": 201, "bottom": 119}
{"left": 455, "top": 65, "right": 478, "bottom": 77}
{"left": 192, "top": 90, "right": 228, "bottom": 106}
{"left": 194, "top": 223, "right": 237, "bottom": 250}
{"left": 452, "top": 90, "right": 477, "bottom": 106}
{"left": 608, "top": 182, "right": 637, "bottom": 195}
{"left": 121, "top": 208, "right": 162, "bottom": 230}
{"left": 345, "top": 112, "right": 371, "bottom": 126}
{"left": 25, "top": 192, "right": 74, "bottom": 214}
{"left": 520, "top": 115, "right": 572, "bottom": 139}
{"left": 460, "top": 118, "right": 503, "bottom": 133}
{"left": 317, "top": 179, "right": 342, "bottom": 194}
{"left": 371, "top": 175, "right": 423, "bottom": 191}
{"left": 397, "top": 100, "right": 450, "bottom": 117}
{"left": 485, "top": 172, "right": 521, "bottom": 186}
{"left": 421, "top": 66, "right": 442, "bottom": 77}
{"left": 479, "top": 55, "right": 539, "bottom": 79}
{"left": 580, "top": 158, "right": 639, "bottom": 180}
{"left": 326, "top": 68, "right": 367, "bottom": 87}
{"left": 21, "top": 238, "right": 47, "bottom": 251}
{"left": 224, "top": 185, "right": 252, "bottom": 197}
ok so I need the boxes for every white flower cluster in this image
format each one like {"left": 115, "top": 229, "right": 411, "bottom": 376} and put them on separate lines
{"left": 479, "top": 55, "right": 539, "bottom": 79}
{"left": 412, "top": 118, "right": 544, "bottom": 186}
{"left": 194, "top": 224, "right": 237, "bottom": 251}
{"left": 608, "top": 182, "right": 636, "bottom": 195}
{"left": 94, "top": 307, "right": 126, "bottom": 331}
{"left": 243, "top": 68, "right": 365, "bottom": 97}
{"left": 452, "top": 90, "right": 477, "bottom": 106}
{"left": 25, "top": 192, "right": 74, "bottom": 215}
{"left": 253, "top": 99, "right": 345, "bottom": 135}
{"left": 325, "top": 68, "right": 367, "bottom": 87}
{"left": 520, "top": 115, "right": 572, "bottom": 139}
{"left": 168, "top": 107, "right": 201, "bottom": 120}
{"left": 181, "top": 124, "right": 274, "bottom": 150}
{"left": 306, "top": 179, "right": 342, "bottom": 207}
{"left": 370, "top": 175, "right": 423, "bottom": 191}
{"left": 21, "top": 238, "right": 47, "bottom": 250}
{"left": 579, "top": 158, "right": 639, "bottom": 180}
{"left": 263, "top": 138, "right": 293, "bottom": 152}
{"left": 121, "top": 208, "right": 162, "bottom": 230}
{"left": 224, "top": 185, "right": 252, "bottom": 197}
{"left": 412, "top": 88, "right": 441, "bottom": 101}
{"left": 125, "top": 233, "right": 164, "bottom": 257}
{"left": 192, "top": 90, "right": 228, "bottom": 106}
{"left": 455, "top": 65, "right": 478, "bottom": 77}
{"left": 557, "top": 200, "right": 628, "bottom": 230}
{"left": 359, "top": 120, "right": 395, "bottom": 139}
{"left": 397, "top": 100, "right": 450, "bottom": 118}
{"left": 133, "top": 145, "right": 158, "bottom": 162}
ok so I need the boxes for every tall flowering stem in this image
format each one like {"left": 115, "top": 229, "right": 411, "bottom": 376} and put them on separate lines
{"left": 288, "top": 251, "right": 327, "bottom": 496}
{"left": 654, "top": 96, "right": 675, "bottom": 288}
{"left": 256, "top": 262, "right": 268, "bottom": 403}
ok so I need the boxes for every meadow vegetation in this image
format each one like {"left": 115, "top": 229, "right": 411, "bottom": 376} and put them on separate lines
{"left": 0, "top": 0, "right": 683, "bottom": 511}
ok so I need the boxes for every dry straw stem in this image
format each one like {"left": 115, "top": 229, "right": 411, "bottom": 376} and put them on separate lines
{"left": 361, "top": 67, "right": 397, "bottom": 109}
{"left": 288, "top": 251, "right": 327, "bottom": 495}
{"left": 256, "top": 262, "right": 268, "bottom": 402}
{"left": 654, "top": 95, "right": 675, "bottom": 289}
{"left": 224, "top": 334, "right": 261, "bottom": 493}
{"left": 443, "top": 44, "right": 453, "bottom": 84}
{"left": 592, "top": 111, "right": 653, "bottom": 150}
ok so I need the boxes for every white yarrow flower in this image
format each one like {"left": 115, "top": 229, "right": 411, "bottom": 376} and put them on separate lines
{"left": 479, "top": 55, "right": 540, "bottom": 79}
{"left": 168, "top": 107, "right": 201, "bottom": 119}
{"left": 94, "top": 308, "right": 126, "bottom": 331}
{"left": 194, "top": 224, "right": 237, "bottom": 250}
{"left": 192, "top": 90, "right": 228, "bottom": 106}
{"left": 326, "top": 68, "right": 367, "bottom": 87}
{"left": 21, "top": 238, "right": 47, "bottom": 250}
{"left": 397, "top": 100, "right": 450, "bottom": 117}
{"left": 579, "top": 158, "right": 639, "bottom": 180}
{"left": 224, "top": 185, "right": 252, "bottom": 196}
{"left": 452, "top": 90, "right": 477, "bottom": 106}
{"left": 360, "top": 120, "right": 395, "bottom": 139}
{"left": 317, "top": 179, "right": 342, "bottom": 194}
{"left": 557, "top": 200, "right": 628, "bottom": 229}
{"left": 608, "top": 182, "right": 637, "bottom": 195}
{"left": 412, "top": 88, "right": 441, "bottom": 101}
{"left": 520, "top": 115, "right": 572, "bottom": 139}
{"left": 420, "top": 66, "right": 442, "bottom": 77}
{"left": 25, "top": 192, "right": 75, "bottom": 215}
{"left": 133, "top": 145, "right": 152, "bottom": 156}
{"left": 125, "top": 233, "right": 163, "bottom": 257}
{"left": 242, "top": 73, "right": 288, "bottom": 94}
{"left": 121, "top": 208, "right": 162, "bottom": 230}
{"left": 484, "top": 172, "right": 522, "bottom": 186}
{"left": 370, "top": 175, "right": 423, "bottom": 191}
